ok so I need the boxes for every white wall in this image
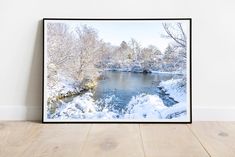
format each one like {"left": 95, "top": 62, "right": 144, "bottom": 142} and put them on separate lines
{"left": 0, "top": 0, "right": 235, "bottom": 121}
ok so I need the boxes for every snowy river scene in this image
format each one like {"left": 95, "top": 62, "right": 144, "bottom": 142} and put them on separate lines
{"left": 43, "top": 19, "right": 191, "bottom": 122}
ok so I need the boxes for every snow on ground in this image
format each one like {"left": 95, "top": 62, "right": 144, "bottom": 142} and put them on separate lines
{"left": 151, "top": 70, "right": 182, "bottom": 75}
{"left": 160, "top": 102, "right": 186, "bottom": 119}
{"left": 124, "top": 94, "right": 167, "bottom": 119}
{"left": 124, "top": 94, "right": 186, "bottom": 119}
{"left": 52, "top": 92, "right": 118, "bottom": 120}
{"left": 50, "top": 91, "right": 186, "bottom": 120}
{"left": 159, "top": 78, "right": 186, "bottom": 102}
{"left": 159, "top": 78, "right": 187, "bottom": 119}
{"left": 48, "top": 74, "right": 80, "bottom": 101}
{"left": 105, "top": 68, "right": 131, "bottom": 72}
{"left": 105, "top": 68, "right": 182, "bottom": 74}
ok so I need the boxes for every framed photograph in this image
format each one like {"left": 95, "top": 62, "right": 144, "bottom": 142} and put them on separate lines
{"left": 43, "top": 18, "right": 192, "bottom": 123}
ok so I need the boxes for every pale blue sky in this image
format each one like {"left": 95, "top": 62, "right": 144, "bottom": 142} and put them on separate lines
{"left": 81, "top": 21, "right": 169, "bottom": 52}
{"left": 53, "top": 20, "right": 189, "bottom": 52}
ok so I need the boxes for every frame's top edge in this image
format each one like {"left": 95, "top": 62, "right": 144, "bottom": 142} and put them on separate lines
{"left": 43, "top": 18, "right": 192, "bottom": 21}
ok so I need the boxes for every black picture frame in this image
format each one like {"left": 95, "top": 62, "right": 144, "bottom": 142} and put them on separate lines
{"left": 43, "top": 18, "right": 192, "bottom": 123}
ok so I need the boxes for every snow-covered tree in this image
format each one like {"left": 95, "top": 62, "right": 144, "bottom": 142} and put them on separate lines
{"left": 47, "top": 23, "right": 76, "bottom": 89}
{"left": 162, "top": 22, "right": 188, "bottom": 88}
{"left": 162, "top": 22, "right": 187, "bottom": 60}
{"left": 128, "top": 38, "right": 142, "bottom": 62}
{"left": 70, "top": 25, "right": 101, "bottom": 81}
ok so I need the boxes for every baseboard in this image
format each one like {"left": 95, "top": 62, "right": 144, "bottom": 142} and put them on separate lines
{"left": 193, "top": 106, "right": 235, "bottom": 121}
{"left": 0, "top": 105, "right": 235, "bottom": 121}
{"left": 0, "top": 105, "right": 42, "bottom": 121}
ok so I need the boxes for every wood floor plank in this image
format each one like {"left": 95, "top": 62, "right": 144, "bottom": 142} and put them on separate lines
{"left": 80, "top": 124, "right": 144, "bottom": 157}
{"left": 140, "top": 124, "right": 209, "bottom": 157}
{"left": 19, "top": 123, "right": 91, "bottom": 157}
{"left": 0, "top": 121, "right": 42, "bottom": 157}
{"left": 189, "top": 122, "right": 235, "bottom": 157}
{"left": 2, "top": 122, "right": 235, "bottom": 157}
{"left": 0, "top": 122, "right": 91, "bottom": 157}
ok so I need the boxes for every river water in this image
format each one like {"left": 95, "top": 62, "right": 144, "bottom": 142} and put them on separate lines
{"left": 93, "top": 71, "right": 181, "bottom": 113}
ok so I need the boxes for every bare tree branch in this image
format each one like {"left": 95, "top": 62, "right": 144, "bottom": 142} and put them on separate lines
{"left": 162, "top": 23, "right": 186, "bottom": 48}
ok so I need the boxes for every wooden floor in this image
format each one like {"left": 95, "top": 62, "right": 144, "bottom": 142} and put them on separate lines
{"left": 0, "top": 122, "right": 235, "bottom": 157}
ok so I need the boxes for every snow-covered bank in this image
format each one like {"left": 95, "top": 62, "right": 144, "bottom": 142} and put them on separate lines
{"left": 124, "top": 94, "right": 167, "bottom": 119}
{"left": 49, "top": 92, "right": 186, "bottom": 120}
{"left": 50, "top": 92, "right": 118, "bottom": 120}
{"left": 48, "top": 73, "right": 80, "bottom": 97}
{"left": 124, "top": 94, "right": 186, "bottom": 119}
{"left": 47, "top": 74, "right": 97, "bottom": 105}
{"left": 151, "top": 70, "right": 183, "bottom": 75}
{"left": 105, "top": 68, "right": 183, "bottom": 74}
{"left": 158, "top": 78, "right": 187, "bottom": 119}
{"left": 159, "top": 78, "right": 186, "bottom": 102}
{"left": 105, "top": 68, "right": 131, "bottom": 72}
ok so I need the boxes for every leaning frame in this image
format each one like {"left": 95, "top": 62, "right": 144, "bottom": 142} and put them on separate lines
{"left": 43, "top": 18, "right": 192, "bottom": 123}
